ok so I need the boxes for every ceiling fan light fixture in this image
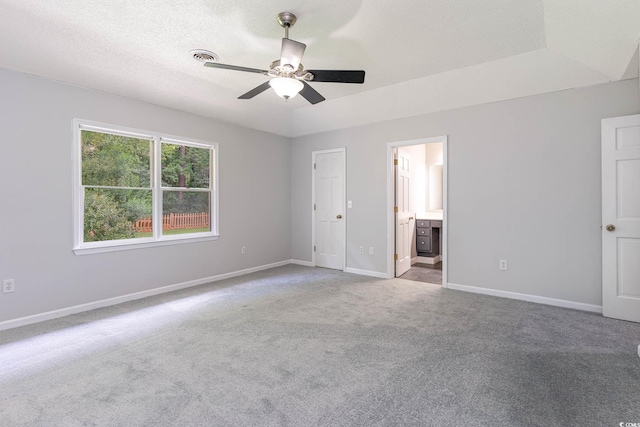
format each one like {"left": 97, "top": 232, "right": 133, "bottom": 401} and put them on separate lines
{"left": 269, "top": 77, "right": 303, "bottom": 100}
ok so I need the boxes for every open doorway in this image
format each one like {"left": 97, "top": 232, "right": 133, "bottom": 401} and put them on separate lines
{"left": 386, "top": 136, "right": 448, "bottom": 287}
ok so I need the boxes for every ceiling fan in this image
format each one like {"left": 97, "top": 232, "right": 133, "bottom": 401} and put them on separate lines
{"left": 196, "top": 12, "right": 365, "bottom": 105}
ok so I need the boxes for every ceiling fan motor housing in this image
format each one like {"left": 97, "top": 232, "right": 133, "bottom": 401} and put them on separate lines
{"left": 276, "top": 12, "right": 297, "bottom": 29}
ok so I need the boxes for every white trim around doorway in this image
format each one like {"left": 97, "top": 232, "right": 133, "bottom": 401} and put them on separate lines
{"left": 386, "top": 136, "right": 448, "bottom": 286}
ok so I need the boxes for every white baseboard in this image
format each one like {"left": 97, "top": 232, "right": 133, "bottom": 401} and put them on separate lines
{"left": 289, "top": 259, "right": 314, "bottom": 267}
{"left": 290, "top": 261, "right": 387, "bottom": 278}
{"left": 446, "top": 282, "right": 603, "bottom": 313}
{"left": 344, "top": 267, "right": 389, "bottom": 279}
{"left": 0, "top": 262, "right": 607, "bottom": 332}
{"left": 0, "top": 260, "right": 296, "bottom": 332}
{"left": 413, "top": 255, "right": 441, "bottom": 265}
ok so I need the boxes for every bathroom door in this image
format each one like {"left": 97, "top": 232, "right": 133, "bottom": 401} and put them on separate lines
{"left": 395, "top": 149, "right": 412, "bottom": 276}
{"left": 601, "top": 114, "right": 640, "bottom": 323}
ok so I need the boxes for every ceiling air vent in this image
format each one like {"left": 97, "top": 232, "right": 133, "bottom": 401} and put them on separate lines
{"left": 190, "top": 49, "right": 219, "bottom": 63}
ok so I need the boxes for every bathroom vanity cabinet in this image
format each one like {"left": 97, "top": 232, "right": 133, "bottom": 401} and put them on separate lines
{"left": 416, "top": 219, "right": 442, "bottom": 257}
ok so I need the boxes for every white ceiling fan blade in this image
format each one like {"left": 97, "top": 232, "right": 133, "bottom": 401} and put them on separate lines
{"left": 280, "top": 38, "right": 306, "bottom": 70}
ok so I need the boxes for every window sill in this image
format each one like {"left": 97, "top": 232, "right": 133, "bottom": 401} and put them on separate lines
{"left": 73, "top": 234, "right": 220, "bottom": 255}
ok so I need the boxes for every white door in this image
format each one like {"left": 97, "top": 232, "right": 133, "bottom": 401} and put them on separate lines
{"left": 395, "top": 149, "right": 412, "bottom": 277}
{"left": 314, "top": 150, "right": 345, "bottom": 270}
{"left": 602, "top": 114, "right": 640, "bottom": 323}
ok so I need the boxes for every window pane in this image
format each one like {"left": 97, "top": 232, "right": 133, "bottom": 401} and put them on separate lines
{"left": 82, "top": 130, "right": 151, "bottom": 187}
{"left": 162, "top": 191, "right": 211, "bottom": 235}
{"left": 84, "top": 188, "right": 153, "bottom": 242}
{"left": 161, "top": 143, "right": 210, "bottom": 189}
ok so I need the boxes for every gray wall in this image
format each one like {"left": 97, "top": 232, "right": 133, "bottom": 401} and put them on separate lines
{"left": 1, "top": 66, "right": 638, "bottom": 324}
{"left": 291, "top": 79, "right": 640, "bottom": 306}
{"left": 0, "top": 69, "right": 292, "bottom": 323}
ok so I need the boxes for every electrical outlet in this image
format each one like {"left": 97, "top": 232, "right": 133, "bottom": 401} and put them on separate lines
{"left": 3, "top": 279, "right": 15, "bottom": 294}
{"left": 241, "top": 246, "right": 246, "bottom": 254}
{"left": 369, "top": 247, "right": 374, "bottom": 256}
{"left": 499, "top": 260, "right": 508, "bottom": 271}
{"left": 359, "top": 246, "right": 364, "bottom": 254}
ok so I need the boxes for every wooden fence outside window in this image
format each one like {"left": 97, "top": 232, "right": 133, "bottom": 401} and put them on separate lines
{"left": 133, "top": 212, "right": 209, "bottom": 233}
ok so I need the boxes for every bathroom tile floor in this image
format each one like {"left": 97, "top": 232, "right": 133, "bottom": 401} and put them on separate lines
{"left": 399, "top": 262, "right": 443, "bottom": 285}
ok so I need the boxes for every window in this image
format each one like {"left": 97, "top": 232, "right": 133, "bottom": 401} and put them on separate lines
{"left": 73, "top": 120, "right": 218, "bottom": 254}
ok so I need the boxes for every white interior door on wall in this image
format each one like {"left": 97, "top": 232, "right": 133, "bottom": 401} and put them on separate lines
{"left": 602, "top": 114, "right": 640, "bottom": 323}
{"left": 395, "top": 149, "right": 412, "bottom": 277}
{"left": 314, "top": 150, "right": 345, "bottom": 270}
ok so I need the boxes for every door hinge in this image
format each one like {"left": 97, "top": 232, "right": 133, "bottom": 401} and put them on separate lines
{"left": 314, "top": 163, "right": 316, "bottom": 169}
{"left": 394, "top": 159, "right": 398, "bottom": 166}
{"left": 394, "top": 206, "right": 398, "bottom": 213}
{"left": 314, "top": 203, "right": 316, "bottom": 211}
{"left": 394, "top": 253, "right": 398, "bottom": 261}
{"left": 314, "top": 246, "right": 316, "bottom": 252}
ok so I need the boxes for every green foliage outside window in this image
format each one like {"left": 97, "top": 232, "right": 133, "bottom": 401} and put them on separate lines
{"left": 161, "top": 143, "right": 210, "bottom": 189}
{"left": 84, "top": 191, "right": 135, "bottom": 242}
{"left": 161, "top": 143, "right": 211, "bottom": 214}
{"left": 80, "top": 129, "right": 213, "bottom": 243}
{"left": 82, "top": 131, "right": 152, "bottom": 242}
{"left": 82, "top": 131, "right": 150, "bottom": 187}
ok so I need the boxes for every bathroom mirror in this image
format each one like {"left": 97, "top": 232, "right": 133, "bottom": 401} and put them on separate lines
{"left": 428, "top": 165, "right": 443, "bottom": 211}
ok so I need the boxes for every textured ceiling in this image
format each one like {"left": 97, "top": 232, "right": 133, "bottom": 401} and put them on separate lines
{"left": 0, "top": 0, "right": 638, "bottom": 137}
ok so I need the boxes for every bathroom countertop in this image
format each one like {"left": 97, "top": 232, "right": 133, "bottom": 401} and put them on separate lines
{"left": 416, "top": 212, "right": 443, "bottom": 220}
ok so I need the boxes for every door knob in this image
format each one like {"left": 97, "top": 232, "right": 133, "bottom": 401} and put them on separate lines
{"left": 605, "top": 224, "right": 615, "bottom": 232}
{"left": 336, "top": 214, "right": 342, "bottom": 219}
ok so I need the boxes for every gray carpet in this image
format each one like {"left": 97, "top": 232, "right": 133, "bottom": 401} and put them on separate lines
{"left": 0, "top": 265, "right": 638, "bottom": 426}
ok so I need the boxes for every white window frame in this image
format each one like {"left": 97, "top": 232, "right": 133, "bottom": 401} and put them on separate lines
{"left": 72, "top": 119, "right": 219, "bottom": 255}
